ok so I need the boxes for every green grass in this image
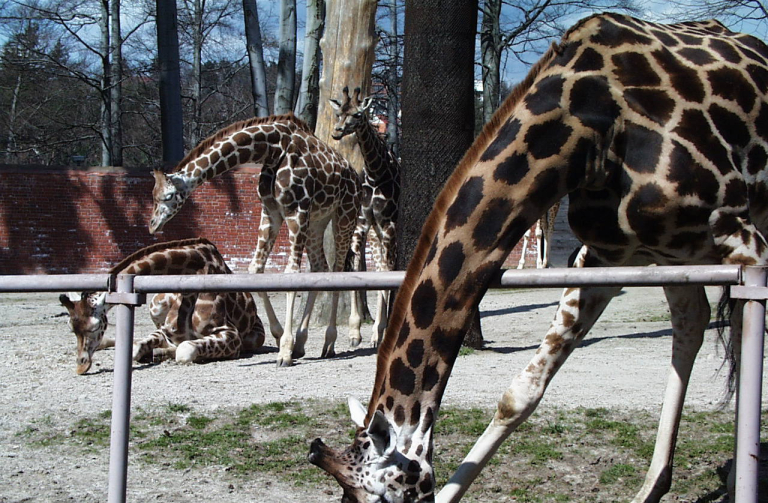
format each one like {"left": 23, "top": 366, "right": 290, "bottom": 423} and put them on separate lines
{"left": 17, "top": 402, "right": 766, "bottom": 502}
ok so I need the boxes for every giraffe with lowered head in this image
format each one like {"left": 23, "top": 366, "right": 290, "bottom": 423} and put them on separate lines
{"left": 329, "top": 86, "right": 401, "bottom": 348}
{"left": 60, "top": 238, "right": 265, "bottom": 374}
{"left": 149, "top": 113, "right": 361, "bottom": 367}
{"left": 309, "top": 13, "right": 768, "bottom": 502}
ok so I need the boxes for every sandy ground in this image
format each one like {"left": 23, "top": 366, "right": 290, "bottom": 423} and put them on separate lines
{"left": 0, "top": 285, "right": 761, "bottom": 502}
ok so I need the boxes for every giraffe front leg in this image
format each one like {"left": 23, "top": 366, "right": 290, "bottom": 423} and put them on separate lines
{"left": 369, "top": 228, "right": 392, "bottom": 348}
{"left": 516, "top": 228, "right": 532, "bottom": 269}
{"left": 322, "top": 291, "right": 340, "bottom": 358}
{"left": 631, "top": 285, "right": 709, "bottom": 503}
{"left": 276, "top": 215, "right": 307, "bottom": 368}
{"left": 176, "top": 326, "right": 243, "bottom": 363}
{"left": 347, "top": 218, "right": 368, "bottom": 348}
{"left": 250, "top": 206, "right": 284, "bottom": 341}
{"left": 133, "top": 329, "right": 171, "bottom": 363}
{"left": 438, "top": 250, "right": 621, "bottom": 503}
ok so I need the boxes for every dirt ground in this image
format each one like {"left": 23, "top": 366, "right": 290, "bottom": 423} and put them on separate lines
{"left": 0, "top": 285, "right": 762, "bottom": 502}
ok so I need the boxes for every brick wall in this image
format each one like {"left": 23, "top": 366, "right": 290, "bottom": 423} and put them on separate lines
{"left": 0, "top": 164, "right": 533, "bottom": 275}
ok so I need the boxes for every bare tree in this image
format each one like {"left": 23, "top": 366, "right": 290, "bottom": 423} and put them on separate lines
{"left": 156, "top": 0, "right": 184, "bottom": 164}
{"left": 294, "top": 0, "right": 324, "bottom": 127}
{"left": 243, "top": 0, "right": 269, "bottom": 116}
{"left": 274, "top": 0, "right": 296, "bottom": 114}
{"left": 108, "top": 0, "right": 122, "bottom": 166}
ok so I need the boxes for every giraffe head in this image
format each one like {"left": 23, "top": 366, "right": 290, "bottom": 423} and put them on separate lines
{"left": 149, "top": 169, "right": 188, "bottom": 234}
{"left": 309, "top": 398, "right": 435, "bottom": 503}
{"left": 329, "top": 86, "right": 375, "bottom": 140}
{"left": 59, "top": 292, "right": 109, "bottom": 375}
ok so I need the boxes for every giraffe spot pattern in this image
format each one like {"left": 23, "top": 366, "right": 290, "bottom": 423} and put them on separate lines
{"left": 572, "top": 46, "right": 604, "bottom": 72}
{"left": 667, "top": 141, "right": 719, "bottom": 204}
{"left": 674, "top": 109, "right": 734, "bottom": 174}
{"left": 389, "top": 358, "right": 416, "bottom": 396}
{"left": 411, "top": 280, "right": 437, "bottom": 330}
{"left": 569, "top": 76, "right": 621, "bottom": 134}
{"left": 437, "top": 242, "right": 465, "bottom": 286}
{"left": 614, "top": 122, "right": 664, "bottom": 173}
{"left": 480, "top": 119, "right": 521, "bottom": 162}
{"left": 444, "top": 177, "right": 484, "bottom": 233}
{"left": 708, "top": 67, "right": 757, "bottom": 113}
{"left": 652, "top": 49, "right": 706, "bottom": 103}
{"left": 406, "top": 339, "right": 425, "bottom": 369}
{"left": 592, "top": 17, "right": 654, "bottom": 47}
{"left": 612, "top": 52, "right": 661, "bottom": 87}
{"left": 525, "top": 75, "right": 565, "bottom": 115}
{"left": 472, "top": 198, "right": 512, "bottom": 250}
{"left": 709, "top": 103, "right": 751, "bottom": 148}
{"left": 623, "top": 88, "right": 676, "bottom": 125}
{"left": 709, "top": 39, "right": 742, "bottom": 63}
{"left": 626, "top": 183, "right": 669, "bottom": 246}
{"left": 525, "top": 120, "right": 573, "bottom": 159}
{"left": 493, "top": 152, "right": 529, "bottom": 186}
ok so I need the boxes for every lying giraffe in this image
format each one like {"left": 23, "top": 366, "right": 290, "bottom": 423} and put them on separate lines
{"left": 310, "top": 13, "right": 768, "bottom": 503}
{"left": 149, "top": 113, "right": 361, "bottom": 367}
{"left": 60, "top": 238, "right": 265, "bottom": 374}
{"left": 516, "top": 201, "right": 561, "bottom": 268}
{"left": 329, "top": 86, "right": 401, "bottom": 348}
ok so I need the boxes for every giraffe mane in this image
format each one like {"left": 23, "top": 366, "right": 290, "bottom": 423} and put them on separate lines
{"left": 109, "top": 237, "right": 216, "bottom": 274}
{"left": 367, "top": 41, "right": 562, "bottom": 419}
{"left": 169, "top": 112, "right": 313, "bottom": 173}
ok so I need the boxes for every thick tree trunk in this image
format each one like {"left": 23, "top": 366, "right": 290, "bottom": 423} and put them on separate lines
{"left": 307, "top": 0, "right": 378, "bottom": 327}
{"left": 398, "top": 0, "right": 483, "bottom": 347}
{"left": 156, "top": 0, "right": 185, "bottom": 164}
{"left": 385, "top": 0, "right": 399, "bottom": 157}
{"left": 274, "top": 0, "right": 297, "bottom": 114}
{"left": 100, "top": 0, "right": 111, "bottom": 166}
{"left": 109, "top": 0, "right": 123, "bottom": 166}
{"left": 294, "top": 0, "right": 324, "bottom": 128}
{"left": 481, "top": 0, "right": 501, "bottom": 125}
{"left": 190, "top": 0, "right": 204, "bottom": 146}
{"left": 243, "top": 0, "right": 270, "bottom": 116}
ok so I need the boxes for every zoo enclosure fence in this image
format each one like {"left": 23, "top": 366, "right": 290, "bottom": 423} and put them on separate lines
{"left": 0, "top": 265, "right": 765, "bottom": 503}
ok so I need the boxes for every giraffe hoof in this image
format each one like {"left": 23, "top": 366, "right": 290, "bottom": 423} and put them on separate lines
{"left": 321, "top": 346, "right": 336, "bottom": 359}
{"left": 276, "top": 356, "right": 294, "bottom": 367}
{"left": 291, "top": 348, "right": 306, "bottom": 360}
{"left": 349, "top": 337, "right": 362, "bottom": 348}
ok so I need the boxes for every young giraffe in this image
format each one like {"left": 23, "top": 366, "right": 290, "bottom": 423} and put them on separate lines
{"left": 329, "top": 86, "right": 401, "bottom": 347}
{"left": 60, "top": 238, "right": 265, "bottom": 374}
{"left": 516, "top": 201, "right": 561, "bottom": 268}
{"left": 309, "top": 13, "right": 768, "bottom": 503}
{"left": 149, "top": 113, "right": 361, "bottom": 367}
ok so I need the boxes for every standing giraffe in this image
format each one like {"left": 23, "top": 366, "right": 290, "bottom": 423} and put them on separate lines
{"left": 329, "top": 86, "right": 401, "bottom": 347}
{"left": 309, "top": 13, "right": 768, "bottom": 502}
{"left": 149, "top": 113, "right": 361, "bottom": 367}
{"left": 516, "top": 201, "right": 561, "bottom": 269}
{"left": 59, "top": 238, "right": 265, "bottom": 374}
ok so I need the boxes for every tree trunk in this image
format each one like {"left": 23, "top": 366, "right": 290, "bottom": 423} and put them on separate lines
{"left": 294, "top": 0, "right": 325, "bottom": 128}
{"left": 306, "top": 0, "right": 378, "bottom": 327}
{"left": 398, "top": 0, "right": 483, "bottom": 347}
{"left": 156, "top": 0, "right": 185, "bottom": 164}
{"left": 274, "top": 0, "right": 297, "bottom": 114}
{"left": 109, "top": 0, "right": 123, "bottom": 166}
{"left": 243, "top": 0, "right": 270, "bottom": 116}
{"left": 385, "top": 0, "right": 400, "bottom": 157}
{"left": 100, "top": 0, "right": 111, "bottom": 166}
{"left": 480, "top": 0, "right": 501, "bottom": 125}
{"left": 189, "top": 0, "right": 205, "bottom": 147}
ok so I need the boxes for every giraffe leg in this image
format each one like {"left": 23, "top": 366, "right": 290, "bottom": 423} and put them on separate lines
{"left": 438, "top": 247, "right": 622, "bottom": 503}
{"left": 133, "top": 329, "right": 171, "bottom": 363}
{"left": 370, "top": 225, "right": 394, "bottom": 347}
{"left": 534, "top": 220, "right": 545, "bottom": 269}
{"left": 348, "top": 218, "right": 368, "bottom": 347}
{"left": 276, "top": 214, "right": 308, "bottom": 367}
{"left": 249, "top": 205, "right": 284, "bottom": 341}
{"left": 294, "top": 222, "right": 331, "bottom": 360}
{"left": 517, "top": 228, "right": 532, "bottom": 269}
{"left": 175, "top": 326, "right": 243, "bottom": 363}
{"left": 631, "top": 285, "right": 709, "bottom": 503}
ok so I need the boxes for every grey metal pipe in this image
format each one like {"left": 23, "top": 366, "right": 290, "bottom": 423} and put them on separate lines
{"left": 131, "top": 264, "right": 742, "bottom": 294}
{"left": 106, "top": 274, "right": 136, "bottom": 503}
{"left": 0, "top": 274, "right": 107, "bottom": 292}
{"left": 734, "top": 266, "right": 767, "bottom": 503}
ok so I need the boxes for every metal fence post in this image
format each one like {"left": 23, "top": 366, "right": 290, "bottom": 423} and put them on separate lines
{"left": 735, "top": 266, "right": 767, "bottom": 503}
{"left": 106, "top": 274, "right": 144, "bottom": 503}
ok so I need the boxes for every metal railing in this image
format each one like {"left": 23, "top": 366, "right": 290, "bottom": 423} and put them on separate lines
{"left": 0, "top": 264, "right": 764, "bottom": 503}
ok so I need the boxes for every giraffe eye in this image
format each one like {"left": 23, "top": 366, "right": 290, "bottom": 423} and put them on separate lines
{"left": 163, "top": 193, "right": 174, "bottom": 202}
{"left": 353, "top": 113, "right": 363, "bottom": 119}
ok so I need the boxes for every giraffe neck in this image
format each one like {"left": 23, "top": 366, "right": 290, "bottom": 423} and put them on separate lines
{"left": 368, "top": 45, "right": 587, "bottom": 448}
{"left": 172, "top": 116, "right": 305, "bottom": 192}
{"left": 355, "top": 118, "right": 397, "bottom": 182}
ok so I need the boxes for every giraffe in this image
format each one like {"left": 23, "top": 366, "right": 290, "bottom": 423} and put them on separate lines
{"left": 329, "top": 86, "right": 401, "bottom": 348}
{"left": 309, "top": 13, "right": 768, "bottom": 502}
{"left": 59, "top": 238, "right": 265, "bottom": 374}
{"left": 149, "top": 113, "right": 361, "bottom": 367}
{"left": 516, "top": 201, "right": 561, "bottom": 269}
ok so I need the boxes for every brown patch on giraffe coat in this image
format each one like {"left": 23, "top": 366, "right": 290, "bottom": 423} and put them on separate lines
{"left": 572, "top": 46, "right": 604, "bottom": 72}
{"left": 394, "top": 405, "right": 406, "bottom": 426}
{"left": 525, "top": 120, "right": 573, "bottom": 159}
{"left": 650, "top": 29, "right": 679, "bottom": 47}
{"left": 411, "top": 280, "right": 437, "bottom": 330}
{"left": 674, "top": 109, "right": 734, "bottom": 174}
{"left": 709, "top": 67, "right": 757, "bottom": 113}
{"left": 747, "top": 145, "right": 768, "bottom": 176}
{"left": 472, "top": 198, "right": 513, "bottom": 251}
{"left": 667, "top": 141, "right": 719, "bottom": 204}
{"left": 444, "top": 177, "right": 485, "bottom": 233}
{"left": 430, "top": 327, "right": 463, "bottom": 363}
{"left": 709, "top": 39, "right": 742, "bottom": 63}
{"left": 480, "top": 119, "right": 522, "bottom": 162}
{"left": 389, "top": 358, "right": 416, "bottom": 395}
{"left": 612, "top": 52, "right": 661, "bottom": 87}
{"left": 652, "top": 49, "right": 705, "bottom": 103}
{"left": 410, "top": 401, "right": 421, "bottom": 426}
{"left": 422, "top": 364, "right": 440, "bottom": 392}
{"left": 677, "top": 47, "right": 715, "bottom": 65}
{"left": 569, "top": 76, "right": 621, "bottom": 134}
{"left": 493, "top": 152, "right": 529, "bottom": 186}
{"left": 709, "top": 104, "right": 751, "bottom": 148}
{"left": 746, "top": 64, "right": 768, "bottom": 93}
{"left": 614, "top": 122, "right": 664, "bottom": 173}
{"left": 524, "top": 75, "right": 565, "bottom": 115}
{"left": 623, "top": 88, "right": 676, "bottom": 125}
{"left": 591, "top": 17, "right": 654, "bottom": 47}
{"left": 626, "top": 183, "right": 669, "bottom": 246}
{"left": 437, "top": 242, "right": 465, "bottom": 286}
{"left": 406, "top": 339, "right": 425, "bottom": 369}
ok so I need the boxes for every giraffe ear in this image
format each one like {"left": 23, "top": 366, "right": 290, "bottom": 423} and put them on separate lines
{"left": 329, "top": 99, "right": 342, "bottom": 112}
{"left": 367, "top": 410, "right": 396, "bottom": 458}
{"left": 59, "top": 293, "right": 75, "bottom": 311}
{"left": 361, "top": 97, "right": 374, "bottom": 112}
{"left": 348, "top": 396, "right": 367, "bottom": 428}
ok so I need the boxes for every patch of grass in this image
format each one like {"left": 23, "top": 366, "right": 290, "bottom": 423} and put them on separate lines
{"left": 19, "top": 402, "right": 761, "bottom": 502}
{"left": 600, "top": 463, "right": 638, "bottom": 485}
{"left": 458, "top": 346, "right": 475, "bottom": 356}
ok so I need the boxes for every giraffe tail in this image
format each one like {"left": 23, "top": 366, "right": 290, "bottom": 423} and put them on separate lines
{"left": 715, "top": 287, "right": 737, "bottom": 407}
